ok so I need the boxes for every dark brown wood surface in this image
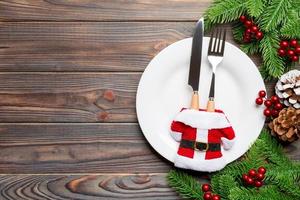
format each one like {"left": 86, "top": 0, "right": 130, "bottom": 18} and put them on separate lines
{"left": 0, "top": 174, "right": 181, "bottom": 200}
{"left": 0, "top": 1, "right": 298, "bottom": 199}
{"left": 0, "top": 0, "right": 209, "bottom": 21}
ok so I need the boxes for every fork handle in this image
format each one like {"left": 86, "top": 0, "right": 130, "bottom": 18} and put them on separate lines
{"left": 209, "top": 73, "right": 215, "bottom": 98}
{"left": 190, "top": 91, "right": 199, "bottom": 110}
{"left": 207, "top": 97, "right": 215, "bottom": 112}
{"left": 207, "top": 73, "right": 215, "bottom": 112}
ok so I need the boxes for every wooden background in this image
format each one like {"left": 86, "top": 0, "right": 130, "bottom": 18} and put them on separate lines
{"left": 0, "top": 1, "right": 299, "bottom": 199}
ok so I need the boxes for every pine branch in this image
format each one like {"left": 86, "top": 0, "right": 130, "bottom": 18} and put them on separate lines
{"left": 267, "top": 170, "right": 300, "bottom": 198}
{"left": 259, "top": 0, "right": 292, "bottom": 31}
{"left": 232, "top": 24, "right": 244, "bottom": 42}
{"left": 214, "top": 174, "right": 238, "bottom": 198}
{"left": 259, "top": 32, "right": 285, "bottom": 78}
{"left": 259, "top": 64, "right": 275, "bottom": 81}
{"left": 205, "top": 0, "right": 248, "bottom": 24}
{"left": 246, "top": 0, "right": 265, "bottom": 17}
{"left": 167, "top": 170, "right": 203, "bottom": 200}
{"left": 240, "top": 42, "right": 260, "bottom": 55}
{"left": 257, "top": 129, "right": 293, "bottom": 166}
{"left": 280, "top": 10, "right": 300, "bottom": 38}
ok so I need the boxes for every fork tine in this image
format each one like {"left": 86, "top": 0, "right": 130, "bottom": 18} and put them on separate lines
{"left": 220, "top": 29, "right": 226, "bottom": 55}
{"left": 208, "top": 29, "right": 214, "bottom": 54}
{"left": 213, "top": 29, "right": 219, "bottom": 53}
{"left": 217, "top": 29, "right": 222, "bottom": 53}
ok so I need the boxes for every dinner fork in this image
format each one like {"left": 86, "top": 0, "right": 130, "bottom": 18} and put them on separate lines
{"left": 206, "top": 29, "right": 226, "bottom": 112}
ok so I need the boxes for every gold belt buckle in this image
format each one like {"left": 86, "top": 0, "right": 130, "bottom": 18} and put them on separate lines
{"left": 194, "top": 142, "right": 209, "bottom": 151}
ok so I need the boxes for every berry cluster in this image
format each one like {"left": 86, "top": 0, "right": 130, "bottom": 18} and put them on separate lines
{"left": 255, "top": 90, "right": 283, "bottom": 117}
{"left": 278, "top": 39, "right": 300, "bottom": 62}
{"left": 239, "top": 15, "right": 263, "bottom": 43}
{"left": 242, "top": 167, "right": 266, "bottom": 188}
{"left": 202, "top": 184, "right": 221, "bottom": 200}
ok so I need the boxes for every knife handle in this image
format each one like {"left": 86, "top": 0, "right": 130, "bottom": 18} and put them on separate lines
{"left": 190, "top": 91, "right": 199, "bottom": 110}
{"left": 206, "top": 97, "right": 215, "bottom": 112}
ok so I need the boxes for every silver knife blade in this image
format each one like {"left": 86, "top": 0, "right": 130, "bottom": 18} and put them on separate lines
{"left": 188, "top": 18, "right": 204, "bottom": 91}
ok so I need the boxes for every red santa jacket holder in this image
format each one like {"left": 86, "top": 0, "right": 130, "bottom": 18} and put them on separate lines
{"left": 170, "top": 86, "right": 236, "bottom": 172}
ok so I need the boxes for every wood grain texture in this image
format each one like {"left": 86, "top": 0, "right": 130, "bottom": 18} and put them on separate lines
{"left": 0, "top": 73, "right": 276, "bottom": 123}
{"left": 0, "top": 72, "right": 277, "bottom": 123}
{"left": 0, "top": 22, "right": 264, "bottom": 72}
{"left": 0, "top": 123, "right": 171, "bottom": 173}
{"left": 0, "top": 123, "right": 299, "bottom": 174}
{"left": 0, "top": 0, "right": 209, "bottom": 21}
{"left": 0, "top": 22, "right": 194, "bottom": 72}
{"left": 0, "top": 174, "right": 180, "bottom": 200}
{"left": 0, "top": 73, "right": 138, "bottom": 122}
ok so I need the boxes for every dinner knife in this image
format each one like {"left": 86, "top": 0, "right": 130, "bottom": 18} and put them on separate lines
{"left": 188, "top": 18, "right": 204, "bottom": 110}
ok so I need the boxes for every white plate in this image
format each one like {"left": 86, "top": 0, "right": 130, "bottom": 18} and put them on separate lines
{"left": 136, "top": 37, "right": 266, "bottom": 166}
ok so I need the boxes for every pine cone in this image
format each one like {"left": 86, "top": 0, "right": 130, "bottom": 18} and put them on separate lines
{"left": 269, "top": 107, "right": 300, "bottom": 142}
{"left": 275, "top": 70, "right": 300, "bottom": 109}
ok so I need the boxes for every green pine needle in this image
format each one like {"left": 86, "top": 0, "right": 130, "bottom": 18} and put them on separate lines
{"left": 167, "top": 170, "right": 203, "bottom": 200}
{"left": 246, "top": 0, "right": 265, "bottom": 17}
{"left": 259, "top": 32, "right": 285, "bottom": 78}
{"left": 280, "top": 10, "right": 300, "bottom": 38}
{"left": 205, "top": 0, "right": 247, "bottom": 24}
{"left": 232, "top": 24, "right": 244, "bottom": 42}
{"left": 240, "top": 42, "right": 260, "bottom": 55}
{"left": 259, "top": 0, "right": 292, "bottom": 31}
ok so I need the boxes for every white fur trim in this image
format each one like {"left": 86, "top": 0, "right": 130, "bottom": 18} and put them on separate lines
{"left": 221, "top": 137, "right": 235, "bottom": 150}
{"left": 196, "top": 129, "right": 208, "bottom": 143}
{"left": 174, "top": 152, "right": 226, "bottom": 172}
{"left": 174, "top": 109, "right": 231, "bottom": 129}
{"left": 170, "top": 130, "right": 182, "bottom": 142}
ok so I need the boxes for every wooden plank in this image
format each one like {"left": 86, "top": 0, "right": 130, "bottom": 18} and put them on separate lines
{"left": 0, "top": 123, "right": 171, "bottom": 173}
{"left": 1, "top": 123, "right": 299, "bottom": 174}
{"left": 0, "top": 174, "right": 180, "bottom": 200}
{"left": 0, "top": 22, "right": 263, "bottom": 72}
{"left": 0, "top": 72, "right": 275, "bottom": 123}
{"left": 0, "top": 73, "right": 139, "bottom": 122}
{"left": 0, "top": 22, "right": 194, "bottom": 72}
{"left": 0, "top": 0, "right": 209, "bottom": 21}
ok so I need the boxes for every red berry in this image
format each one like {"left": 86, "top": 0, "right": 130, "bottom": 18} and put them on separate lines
{"left": 245, "top": 28, "right": 252, "bottom": 34}
{"left": 280, "top": 40, "right": 289, "bottom": 49}
{"left": 278, "top": 48, "right": 286, "bottom": 57}
{"left": 258, "top": 90, "right": 266, "bottom": 98}
{"left": 290, "top": 39, "right": 298, "bottom": 47}
{"left": 242, "top": 174, "right": 249, "bottom": 181}
{"left": 287, "top": 49, "right": 295, "bottom": 57}
{"left": 255, "top": 97, "right": 263, "bottom": 105}
{"left": 274, "top": 103, "right": 283, "bottom": 110}
{"left": 258, "top": 167, "right": 267, "bottom": 174}
{"left": 271, "top": 95, "right": 279, "bottom": 103}
{"left": 244, "top": 20, "right": 252, "bottom": 28}
{"left": 254, "top": 180, "right": 263, "bottom": 188}
{"left": 243, "top": 35, "right": 251, "bottom": 43}
{"left": 248, "top": 169, "right": 257, "bottom": 177}
{"left": 203, "top": 192, "right": 212, "bottom": 200}
{"left": 239, "top": 15, "right": 246, "bottom": 22}
{"left": 295, "top": 46, "right": 300, "bottom": 55}
{"left": 291, "top": 55, "right": 299, "bottom": 62}
{"left": 202, "top": 184, "right": 211, "bottom": 192}
{"left": 246, "top": 177, "right": 254, "bottom": 185}
{"left": 255, "top": 31, "right": 263, "bottom": 40}
{"left": 256, "top": 173, "right": 265, "bottom": 181}
{"left": 264, "top": 108, "right": 271, "bottom": 117}
{"left": 271, "top": 109, "right": 279, "bottom": 117}
{"left": 212, "top": 194, "right": 221, "bottom": 200}
{"left": 264, "top": 100, "right": 272, "bottom": 107}
{"left": 251, "top": 25, "right": 259, "bottom": 33}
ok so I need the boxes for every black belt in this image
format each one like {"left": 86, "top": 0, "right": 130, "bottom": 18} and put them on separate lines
{"left": 180, "top": 140, "right": 221, "bottom": 152}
